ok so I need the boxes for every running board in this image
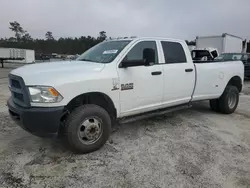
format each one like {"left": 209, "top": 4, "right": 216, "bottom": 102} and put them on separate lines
{"left": 118, "top": 104, "right": 192, "bottom": 124}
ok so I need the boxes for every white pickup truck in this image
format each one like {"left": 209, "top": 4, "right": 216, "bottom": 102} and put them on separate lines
{"left": 7, "top": 37, "right": 244, "bottom": 153}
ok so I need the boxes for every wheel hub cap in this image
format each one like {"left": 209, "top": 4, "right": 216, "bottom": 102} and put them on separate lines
{"left": 228, "top": 92, "right": 237, "bottom": 109}
{"left": 78, "top": 117, "right": 103, "bottom": 144}
{"left": 85, "top": 124, "right": 100, "bottom": 140}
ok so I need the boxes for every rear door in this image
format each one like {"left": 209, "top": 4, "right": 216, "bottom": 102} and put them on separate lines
{"left": 160, "top": 40, "right": 195, "bottom": 107}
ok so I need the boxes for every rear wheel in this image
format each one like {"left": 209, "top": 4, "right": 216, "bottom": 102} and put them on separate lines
{"left": 218, "top": 85, "right": 239, "bottom": 114}
{"left": 64, "top": 104, "right": 111, "bottom": 153}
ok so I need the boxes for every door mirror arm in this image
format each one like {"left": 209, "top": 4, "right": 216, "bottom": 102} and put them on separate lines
{"left": 119, "top": 59, "right": 146, "bottom": 68}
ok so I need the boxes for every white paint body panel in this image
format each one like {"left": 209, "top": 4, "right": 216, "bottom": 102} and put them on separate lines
{"left": 11, "top": 61, "right": 121, "bottom": 112}
{"left": 196, "top": 37, "right": 224, "bottom": 54}
{"left": 10, "top": 37, "right": 244, "bottom": 118}
{"left": 24, "top": 49, "right": 35, "bottom": 63}
{"left": 117, "top": 39, "right": 164, "bottom": 116}
{"left": 0, "top": 48, "right": 10, "bottom": 58}
{"left": 193, "top": 61, "right": 244, "bottom": 101}
{"left": 224, "top": 35, "right": 243, "bottom": 53}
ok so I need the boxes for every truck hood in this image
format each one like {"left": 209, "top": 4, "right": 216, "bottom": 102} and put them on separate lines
{"left": 10, "top": 61, "right": 105, "bottom": 85}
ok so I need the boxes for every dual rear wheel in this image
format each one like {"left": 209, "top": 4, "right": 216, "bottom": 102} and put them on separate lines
{"left": 209, "top": 85, "right": 239, "bottom": 114}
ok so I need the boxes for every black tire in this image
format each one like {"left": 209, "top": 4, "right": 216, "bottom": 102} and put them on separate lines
{"left": 209, "top": 99, "right": 220, "bottom": 112}
{"left": 218, "top": 85, "right": 239, "bottom": 114}
{"left": 64, "top": 104, "right": 111, "bottom": 153}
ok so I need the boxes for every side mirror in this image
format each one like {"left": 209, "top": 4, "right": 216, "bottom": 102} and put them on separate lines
{"left": 119, "top": 48, "right": 156, "bottom": 68}
{"left": 119, "top": 59, "right": 146, "bottom": 68}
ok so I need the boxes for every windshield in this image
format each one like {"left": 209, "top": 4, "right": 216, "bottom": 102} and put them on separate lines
{"left": 216, "top": 53, "right": 243, "bottom": 60}
{"left": 77, "top": 40, "right": 131, "bottom": 63}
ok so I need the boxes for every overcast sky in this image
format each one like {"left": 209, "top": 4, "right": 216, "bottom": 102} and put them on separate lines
{"left": 0, "top": 0, "right": 249, "bottom": 40}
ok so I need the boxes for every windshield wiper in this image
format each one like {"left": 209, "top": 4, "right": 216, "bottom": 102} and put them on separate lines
{"left": 78, "top": 58, "right": 96, "bottom": 62}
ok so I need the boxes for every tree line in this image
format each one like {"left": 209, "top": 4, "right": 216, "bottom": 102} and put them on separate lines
{"left": 0, "top": 21, "right": 108, "bottom": 56}
{"left": 0, "top": 21, "right": 249, "bottom": 56}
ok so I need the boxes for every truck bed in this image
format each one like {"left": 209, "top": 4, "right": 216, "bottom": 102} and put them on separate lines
{"left": 191, "top": 60, "right": 244, "bottom": 101}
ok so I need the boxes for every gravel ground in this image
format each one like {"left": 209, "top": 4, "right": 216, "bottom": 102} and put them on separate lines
{"left": 0, "top": 66, "right": 250, "bottom": 188}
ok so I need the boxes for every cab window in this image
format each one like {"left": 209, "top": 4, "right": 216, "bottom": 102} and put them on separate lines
{"left": 124, "top": 41, "right": 158, "bottom": 65}
{"left": 161, "top": 41, "right": 187, "bottom": 63}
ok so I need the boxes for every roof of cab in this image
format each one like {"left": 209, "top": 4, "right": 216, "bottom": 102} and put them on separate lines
{"left": 107, "top": 36, "right": 185, "bottom": 43}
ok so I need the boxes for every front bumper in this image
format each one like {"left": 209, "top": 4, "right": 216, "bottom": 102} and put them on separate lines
{"left": 7, "top": 97, "right": 64, "bottom": 137}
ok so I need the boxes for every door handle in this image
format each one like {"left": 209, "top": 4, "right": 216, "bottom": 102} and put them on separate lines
{"left": 185, "top": 68, "right": 193, "bottom": 72}
{"left": 151, "top": 71, "right": 162, "bottom": 75}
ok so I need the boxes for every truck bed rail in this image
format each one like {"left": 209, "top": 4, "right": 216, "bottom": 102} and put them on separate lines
{"left": 194, "top": 59, "right": 242, "bottom": 64}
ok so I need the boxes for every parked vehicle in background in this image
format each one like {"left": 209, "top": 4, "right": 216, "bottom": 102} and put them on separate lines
{"left": 196, "top": 33, "right": 243, "bottom": 54}
{"left": 192, "top": 33, "right": 243, "bottom": 61}
{"left": 188, "top": 45, "right": 196, "bottom": 51}
{"left": 216, "top": 53, "right": 250, "bottom": 78}
{"left": 51, "top": 53, "right": 58, "bottom": 58}
{"left": 0, "top": 48, "right": 35, "bottom": 68}
{"left": 40, "top": 54, "right": 51, "bottom": 61}
{"left": 191, "top": 47, "right": 219, "bottom": 61}
{"left": 7, "top": 37, "right": 244, "bottom": 153}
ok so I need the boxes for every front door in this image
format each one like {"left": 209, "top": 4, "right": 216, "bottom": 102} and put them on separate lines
{"left": 118, "top": 40, "right": 164, "bottom": 117}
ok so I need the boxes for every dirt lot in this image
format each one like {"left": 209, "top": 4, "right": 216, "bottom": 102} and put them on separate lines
{"left": 0, "top": 66, "right": 250, "bottom": 188}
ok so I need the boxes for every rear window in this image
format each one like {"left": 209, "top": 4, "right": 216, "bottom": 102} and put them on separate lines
{"left": 161, "top": 41, "right": 187, "bottom": 63}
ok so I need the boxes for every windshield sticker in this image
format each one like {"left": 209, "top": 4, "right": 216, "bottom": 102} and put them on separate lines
{"left": 103, "top": 50, "right": 118, "bottom": 54}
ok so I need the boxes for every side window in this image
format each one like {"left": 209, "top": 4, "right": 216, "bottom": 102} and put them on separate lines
{"left": 161, "top": 41, "right": 187, "bottom": 63}
{"left": 125, "top": 41, "right": 158, "bottom": 64}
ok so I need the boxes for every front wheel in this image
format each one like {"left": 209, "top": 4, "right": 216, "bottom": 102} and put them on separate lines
{"left": 64, "top": 104, "right": 111, "bottom": 153}
{"left": 218, "top": 85, "right": 239, "bottom": 114}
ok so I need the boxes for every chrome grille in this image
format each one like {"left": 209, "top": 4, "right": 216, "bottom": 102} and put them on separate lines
{"left": 9, "top": 74, "right": 30, "bottom": 107}
{"left": 11, "top": 79, "right": 21, "bottom": 88}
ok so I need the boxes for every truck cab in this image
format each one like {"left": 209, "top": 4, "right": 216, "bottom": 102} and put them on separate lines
{"left": 7, "top": 37, "right": 244, "bottom": 153}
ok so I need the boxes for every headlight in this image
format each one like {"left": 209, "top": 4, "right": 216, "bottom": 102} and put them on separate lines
{"left": 28, "top": 86, "right": 63, "bottom": 103}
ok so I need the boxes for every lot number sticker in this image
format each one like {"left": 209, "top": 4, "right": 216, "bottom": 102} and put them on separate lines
{"left": 103, "top": 50, "right": 118, "bottom": 54}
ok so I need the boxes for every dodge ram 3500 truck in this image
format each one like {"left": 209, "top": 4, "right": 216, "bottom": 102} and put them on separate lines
{"left": 7, "top": 37, "right": 244, "bottom": 153}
